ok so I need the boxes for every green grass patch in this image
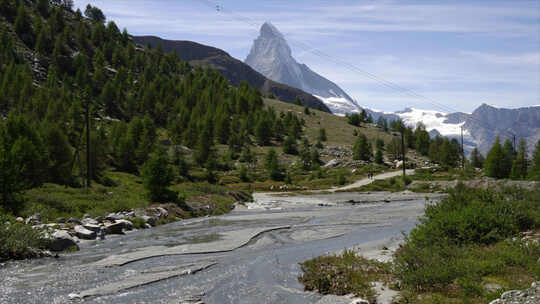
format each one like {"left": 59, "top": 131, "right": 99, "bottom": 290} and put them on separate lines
{"left": 22, "top": 171, "right": 148, "bottom": 222}
{"left": 393, "top": 184, "right": 540, "bottom": 303}
{"left": 0, "top": 214, "right": 46, "bottom": 262}
{"left": 299, "top": 249, "right": 392, "bottom": 302}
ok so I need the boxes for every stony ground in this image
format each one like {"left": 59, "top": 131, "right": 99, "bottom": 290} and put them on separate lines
{"left": 489, "top": 282, "right": 540, "bottom": 304}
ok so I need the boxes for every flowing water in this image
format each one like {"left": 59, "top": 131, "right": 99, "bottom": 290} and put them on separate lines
{"left": 0, "top": 192, "right": 441, "bottom": 304}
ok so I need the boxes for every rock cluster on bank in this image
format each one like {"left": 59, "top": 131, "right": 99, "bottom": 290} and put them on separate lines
{"left": 489, "top": 282, "right": 540, "bottom": 304}
{"left": 24, "top": 206, "right": 173, "bottom": 253}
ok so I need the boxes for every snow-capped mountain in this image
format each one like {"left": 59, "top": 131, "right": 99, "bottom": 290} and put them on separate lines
{"left": 245, "top": 22, "right": 361, "bottom": 114}
{"left": 376, "top": 105, "right": 540, "bottom": 155}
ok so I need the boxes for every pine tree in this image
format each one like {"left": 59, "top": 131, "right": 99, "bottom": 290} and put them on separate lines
{"left": 43, "top": 124, "right": 72, "bottom": 185}
{"left": 37, "top": 0, "right": 50, "bottom": 17}
{"left": 510, "top": 138, "right": 528, "bottom": 180}
{"left": 353, "top": 134, "right": 372, "bottom": 161}
{"left": 375, "top": 149, "right": 384, "bottom": 164}
{"left": 255, "top": 117, "right": 272, "bottom": 146}
{"left": 239, "top": 165, "right": 249, "bottom": 182}
{"left": 84, "top": 4, "right": 106, "bottom": 23}
{"left": 470, "top": 148, "right": 484, "bottom": 169}
{"left": 484, "top": 137, "right": 507, "bottom": 179}
{"left": 195, "top": 124, "right": 213, "bottom": 166}
{"left": 142, "top": 149, "right": 174, "bottom": 202}
{"left": 415, "top": 123, "right": 430, "bottom": 156}
{"left": 318, "top": 128, "right": 327, "bottom": 142}
{"left": 299, "top": 139, "right": 312, "bottom": 170}
{"left": 501, "top": 139, "right": 515, "bottom": 178}
{"left": 528, "top": 139, "right": 540, "bottom": 180}
{"left": 0, "top": 136, "right": 23, "bottom": 211}
{"left": 283, "top": 135, "right": 298, "bottom": 155}
{"left": 264, "top": 149, "right": 282, "bottom": 181}
{"left": 14, "top": 4, "right": 33, "bottom": 46}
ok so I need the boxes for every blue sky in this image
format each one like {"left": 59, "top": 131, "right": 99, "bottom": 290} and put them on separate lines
{"left": 74, "top": 0, "right": 540, "bottom": 113}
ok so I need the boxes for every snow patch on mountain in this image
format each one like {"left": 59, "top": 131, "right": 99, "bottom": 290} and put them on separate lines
{"left": 397, "top": 108, "right": 468, "bottom": 137}
{"left": 314, "top": 95, "right": 360, "bottom": 116}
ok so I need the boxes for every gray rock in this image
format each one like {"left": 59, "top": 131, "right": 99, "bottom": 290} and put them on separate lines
{"left": 67, "top": 218, "right": 81, "bottom": 225}
{"left": 104, "top": 222, "right": 124, "bottom": 235}
{"left": 81, "top": 218, "right": 98, "bottom": 226}
{"left": 323, "top": 159, "right": 341, "bottom": 168}
{"left": 484, "top": 283, "right": 503, "bottom": 293}
{"left": 156, "top": 207, "right": 168, "bottom": 218}
{"left": 106, "top": 213, "right": 124, "bottom": 221}
{"left": 47, "top": 230, "right": 79, "bottom": 252}
{"left": 74, "top": 225, "right": 97, "bottom": 240}
{"left": 116, "top": 219, "right": 134, "bottom": 231}
{"left": 141, "top": 215, "right": 157, "bottom": 226}
{"left": 25, "top": 214, "right": 41, "bottom": 225}
{"left": 16, "top": 217, "right": 24, "bottom": 223}
{"left": 82, "top": 224, "right": 101, "bottom": 233}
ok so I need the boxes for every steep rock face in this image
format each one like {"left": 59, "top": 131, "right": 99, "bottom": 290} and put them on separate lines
{"left": 132, "top": 36, "right": 330, "bottom": 112}
{"left": 245, "top": 22, "right": 361, "bottom": 114}
{"left": 463, "top": 104, "right": 540, "bottom": 154}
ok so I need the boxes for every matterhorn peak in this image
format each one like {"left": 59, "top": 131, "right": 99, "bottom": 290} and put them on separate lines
{"left": 260, "top": 22, "right": 283, "bottom": 39}
{"left": 245, "top": 22, "right": 361, "bottom": 115}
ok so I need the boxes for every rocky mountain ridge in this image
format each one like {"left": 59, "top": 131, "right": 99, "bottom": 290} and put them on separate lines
{"left": 132, "top": 35, "right": 330, "bottom": 112}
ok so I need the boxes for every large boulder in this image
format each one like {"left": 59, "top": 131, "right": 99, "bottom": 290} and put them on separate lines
{"left": 82, "top": 223, "right": 101, "bottom": 233}
{"left": 25, "top": 214, "right": 41, "bottom": 225}
{"left": 104, "top": 222, "right": 124, "bottom": 235}
{"left": 74, "top": 225, "right": 97, "bottom": 240}
{"left": 323, "top": 159, "right": 340, "bottom": 168}
{"left": 140, "top": 215, "right": 158, "bottom": 227}
{"left": 106, "top": 212, "right": 127, "bottom": 221}
{"left": 46, "top": 230, "right": 79, "bottom": 252}
{"left": 67, "top": 218, "right": 82, "bottom": 225}
{"left": 115, "top": 219, "right": 134, "bottom": 231}
{"left": 81, "top": 217, "right": 99, "bottom": 226}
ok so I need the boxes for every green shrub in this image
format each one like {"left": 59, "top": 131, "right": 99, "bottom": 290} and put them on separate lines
{"left": 0, "top": 214, "right": 45, "bottom": 261}
{"left": 394, "top": 184, "right": 540, "bottom": 299}
{"left": 299, "top": 249, "right": 389, "bottom": 301}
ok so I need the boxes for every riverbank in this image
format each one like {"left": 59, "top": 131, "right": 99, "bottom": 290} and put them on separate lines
{"left": 0, "top": 177, "right": 252, "bottom": 262}
{"left": 299, "top": 184, "right": 540, "bottom": 304}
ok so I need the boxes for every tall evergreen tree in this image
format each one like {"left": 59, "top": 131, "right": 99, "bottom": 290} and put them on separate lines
{"left": 510, "top": 138, "right": 528, "bottom": 180}
{"left": 414, "top": 123, "right": 430, "bottom": 156}
{"left": 141, "top": 149, "right": 174, "bottom": 202}
{"left": 353, "top": 134, "right": 372, "bottom": 161}
{"left": 484, "top": 137, "right": 508, "bottom": 179}
{"left": 528, "top": 139, "right": 540, "bottom": 180}
{"left": 318, "top": 128, "right": 327, "bottom": 142}
{"left": 501, "top": 139, "right": 515, "bottom": 178}
{"left": 283, "top": 135, "right": 298, "bottom": 155}
{"left": 264, "top": 149, "right": 282, "bottom": 181}
{"left": 470, "top": 148, "right": 484, "bottom": 169}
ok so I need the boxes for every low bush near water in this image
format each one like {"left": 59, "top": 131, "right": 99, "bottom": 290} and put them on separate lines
{"left": 394, "top": 184, "right": 540, "bottom": 302}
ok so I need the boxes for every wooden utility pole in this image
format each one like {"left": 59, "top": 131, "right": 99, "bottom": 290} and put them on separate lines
{"left": 85, "top": 91, "right": 91, "bottom": 190}
{"left": 401, "top": 128, "right": 406, "bottom": 178}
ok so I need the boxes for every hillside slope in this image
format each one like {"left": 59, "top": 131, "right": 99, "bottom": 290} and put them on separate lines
{"left": 132, "top": 35, "right": 331, "bottom": 112}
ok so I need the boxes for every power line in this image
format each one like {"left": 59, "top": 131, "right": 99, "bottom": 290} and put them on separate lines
{"left": 194, "top": 0, "right": 517, "bottom": 141}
